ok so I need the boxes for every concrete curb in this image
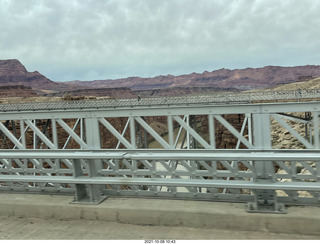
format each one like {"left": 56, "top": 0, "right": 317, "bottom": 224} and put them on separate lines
{"left": 0, "top": 193, "right": 319, "bottom": 236}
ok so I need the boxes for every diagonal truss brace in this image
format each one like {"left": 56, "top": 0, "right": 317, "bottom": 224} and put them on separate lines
{"left": 24, "top": 120, "right": 56, "bottom": 149}
{"left": 272, "top": 114, "right": 314, "bottom": 149}
{"left": 173, "top": 115, "right": 211, "bottom": 149}
{"left": 0, "top": 121, "right": 24, "bottom": 149}
{"left": 57, "top": 119, "right": 88, "bottom": 149}
{"left": 98, "top": 118, "right": 134, "bottom": 149}
{"left": 214, "top": 115, "right": 254, "bottom": 149}
{"left": 134, "top": 116, "right": 171, "bottom": 149}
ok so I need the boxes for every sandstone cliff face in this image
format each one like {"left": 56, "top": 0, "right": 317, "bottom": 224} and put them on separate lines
{"left": 0, "top": 59, "right": 28, "bottom": 83}
{"left": 0, "top": 59, "right": 83, "bottom": 96}
{"left": 0, "top": 59, "right": 54, "bottom": 89}
{"left": 0, "top": 59, "right": 58, "bottom": 97}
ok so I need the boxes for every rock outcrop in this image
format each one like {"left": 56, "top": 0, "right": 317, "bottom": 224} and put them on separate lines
{"left": 0, "top": 59, "right": 55, "bottom": 89}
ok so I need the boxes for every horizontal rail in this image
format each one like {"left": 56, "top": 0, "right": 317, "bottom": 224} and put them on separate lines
{"left": 1, "top": 175, "right": 320, "bottom": 192}
{"left": 0, "top": 149, "right": 320, "bottom": 161}
{"left": 1, "top": 149, "right": 319, "bottom": 211}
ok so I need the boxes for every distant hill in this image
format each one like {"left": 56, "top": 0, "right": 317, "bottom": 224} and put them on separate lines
{"left": 65, "top": 65, "right": 320, "bottom": 91}
{"left": 265, "top": 77, "right": 320, "bottom": 91}
{"left": 1, "top": 59, "right": 320, "bottom": 98}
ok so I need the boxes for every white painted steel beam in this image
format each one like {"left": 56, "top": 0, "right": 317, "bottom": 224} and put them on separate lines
{"left": 19, "top": 119, "right": 26, "bottom": 148}
{"left": 51, "top": 119, "right": 58, "bottom": 148}
{"left": 129, "top": 117, "right": 136, "bottom": 148}
{"left": 167, "top": 115, "right": 174, "bottom": 148}
{"left": 314, "top": 111, "right": 320, "bottom": 149}
{"left": 0, "top": 149, "right": 319, "bottom": 161}
{"left": 208, "top": 114, "right": 216, "bottom": 149}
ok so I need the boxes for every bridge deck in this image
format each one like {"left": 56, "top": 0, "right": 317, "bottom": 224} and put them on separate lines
{"left": 0, "top": 88, "right": 319, "bottom": 112}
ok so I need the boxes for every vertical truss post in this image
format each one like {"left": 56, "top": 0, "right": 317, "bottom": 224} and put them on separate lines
{"left": 72, "top": 117, "right": 106, "bottom": 204}
{"left": 11, "top": 120, "right": 17, "bottom": 138}
{"left": 51, "top": 119, "right": 59, "bottom": 148}
{"left": 305, "top": 112, "right": 312, "bottom": 141}
{"left": 135, "top": 116, "right": 148, "bottom": 148}
{"left": 189, "top": 115, "right": 198, "bottom": 149}
{"left": 247, "top": 113, "right": 286, "bottom": 213}
{"left": 168, "top": 115, "right": 174, "bottom": 148}
{"left": 80, "top": 118, "right": 84, "bottom": 149}
{"left": 186, "top": 116, "right": 190, "bottom": 149}
{"left": 20, "top": 120, "right": 26, "bottom": 149}
{"left": 208, "top": 114, "right": 216, "bottom": 149}
{"left": 136, "top": 122, "right": 143, "bottom": 148}
{"left": 130, "top": 117, "right": 136, "bottom": 148}
{"left": 247, "top": 113, "right": 253, "bottom": 145}
{"left": 33, "top": 120, "right": 37, "bottom": 149}
{"left": 314, "top": 112, "right": 320, "bottom": 149}
{"left": 142, "top": 117, "right": 148, "bottom": 148}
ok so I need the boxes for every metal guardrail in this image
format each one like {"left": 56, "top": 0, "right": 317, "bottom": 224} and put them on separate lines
{"left": 0, "top": 149, "right": 319, "bottom": 213}
{"left": 0, "top": 89, "right": 319, "bottom": 112}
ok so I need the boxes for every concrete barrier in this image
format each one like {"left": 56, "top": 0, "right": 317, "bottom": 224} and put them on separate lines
{"left": 0, "top": 193, "right": 319, "bottom": 235}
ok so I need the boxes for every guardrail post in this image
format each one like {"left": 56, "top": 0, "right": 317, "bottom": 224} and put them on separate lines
{"left": 72, "top": 117, "right": 107, "bottom": 204}
{"left": 247, "top": 113, "right": 286, "bottom": 213}
{"left": 73, "top": 159, "right": 87, "bottom": 202}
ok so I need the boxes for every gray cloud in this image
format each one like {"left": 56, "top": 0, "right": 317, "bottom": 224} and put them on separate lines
{"left": 1, "top": 0, "right": 320, "bottom": 81}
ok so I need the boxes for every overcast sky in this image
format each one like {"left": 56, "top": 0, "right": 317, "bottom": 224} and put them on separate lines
{"left": 1, "top": 0, "right": 320, "bottom": 81}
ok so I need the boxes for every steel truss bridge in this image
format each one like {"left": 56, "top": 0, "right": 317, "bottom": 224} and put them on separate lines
{"left": 0, "top": 89, "right": 320, "bottom": 214}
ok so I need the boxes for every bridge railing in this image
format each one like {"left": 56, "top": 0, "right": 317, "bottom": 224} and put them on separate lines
{"left": 0, "top": 149, "right": 319, "bottom": 213}
{"left": 0, "top": 94, "right": 320, "bottom": 213}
